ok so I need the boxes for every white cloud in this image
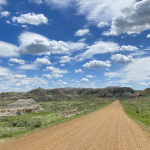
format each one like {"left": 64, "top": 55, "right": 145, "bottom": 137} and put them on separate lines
{"left": 21, "top": 24, "right": 28, "bottom": 28}
{"left": 34, "top": 0, "right": 135, "bottom": 23}
{"left": 0, "top": 32, "right": 87, "bottom": 58}
{"left": 78, "top": 38, "right": 86, "bottom": 42}
{"left": 68, "top": 41, "right": 87, "bottom": 51}
{"left": 81, "top": 78, "right": 89, "bottom": 82}
{"left": 19, "top": 57, "right": 50, "bottom": 70}
{"left": 0, "top": 11, "right": 9, "bottom": 17}
{"left": 106, "top": 0, "right": 150, "bottom": 35}
{"left": 120, "top": 45, "right": 138, "bottom": 51}
{"left": 130, "top": 51, "right": 147, "bottom": 57}
{"left": 13, "top": 74, "right": 27, "bottom": 79}
{"left": 76, "top": 0, "right": 136, "bottom": 22}
{"left": 34, "top": 57, "right": 51, "bottom": 65}
{"left": 76, "top": 41, "right": 138, "bottom": 60}
{"left": 12, "top": 13, "right": 48, "bottom": 25}
{"left": 105, "top": 56, "right": 150, "bottom": 84}
{"left": 97, "top": 22, "right": 109, "bottom": 28}
{"left": 0, "top": 66, "right": 11, "bottom": 77}
{"left": 0, "top": 0, "right": 7, "bottom": 6}
{"left": 75, "top": 69, "right": 83, "bottom": 73}
{"left": 30, "top": 0, "right": 43, "bottom": 4}
{"left": 0, "top": 41, "right": 18, "bottom": 57}
{"left": 43, "top": 73, "right": 63, "bottom": 79}
{"left": 9, "top": 58, "right": 25, "bottom": 65}
{"left": 19, "top": 64, "right": 37, "bottom": 70}
{"left": 78, "top": 41, "right": 119, "bottom": 60}
{"left": 6, "top": 20, "right": 10, "bottom": 24}
{"left": 75, "top": 29, "right": 89, "bottom": 36}
{"left": 140, "top": 82, "right": 148, "bottom": 87}
{"left": 4, "top": 75, "right": 48, "bottom": 92}
{"left": 146, "top": 34, "right": 150, "bottom": 38}
{"left": 60, "top": 56, "right": 71, "bottom": 63}
{"left": 61, "top": 81, "right": 68, "bottom": 85}
{"left": 104, "top": 72, "right": 120, "bottom": 78}
{"left": 0, "top": 66, "right": 49, "bottom": 92}
{"left": 45, "top": 0, "right": 73, "bottom": 8}
{"left": 18, "top": 32, "right": 69, "bottom": 55}
{"left": 86, "top": 75, "right": 94, "bottom": 78}
{"left": 46, "top": 66, "right": 68, "bottom": 74}
{"left": 111, "top": 54, "right": 133, "bottom": 64}
{"left": 83, "top": 60, "right": 111, "bottom": 69}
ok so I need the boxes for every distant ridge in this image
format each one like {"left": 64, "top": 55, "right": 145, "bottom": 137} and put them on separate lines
{"left": 0, "top": 87, "right": 136, "bottom": 102}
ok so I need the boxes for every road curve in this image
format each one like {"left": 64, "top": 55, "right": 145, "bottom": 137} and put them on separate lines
{"left": 0, "top": 101, "right": 150, "bottom": 150}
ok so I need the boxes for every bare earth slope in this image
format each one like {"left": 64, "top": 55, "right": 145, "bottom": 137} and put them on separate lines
{"left": 1, "top": 101, "right": 150, "bottom": 150}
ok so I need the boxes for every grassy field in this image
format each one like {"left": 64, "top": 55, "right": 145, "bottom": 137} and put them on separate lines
{"left": 120, "top": 97, "right": 150, "bottom": 132}
{"left": 0, "top": 98, "right": 113, "bottom": 143}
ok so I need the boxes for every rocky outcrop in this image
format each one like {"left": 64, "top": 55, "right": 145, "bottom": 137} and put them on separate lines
{"left": 61, "top": 109, "right": 77, "bottom": 117}
{"left": 0, "top": 99, "right": 43, "bottom": 116}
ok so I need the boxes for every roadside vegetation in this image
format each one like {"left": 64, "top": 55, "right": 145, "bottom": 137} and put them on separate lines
{"left": 0, "top": 98, "right": 113, "bottom": 143}
{"left": 120, "top": 96, "right": 150, "bottom": 132}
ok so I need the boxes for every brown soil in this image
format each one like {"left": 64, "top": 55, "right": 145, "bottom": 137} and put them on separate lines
{"left": 0, "top": 101, "right": 150, "bottom": 150}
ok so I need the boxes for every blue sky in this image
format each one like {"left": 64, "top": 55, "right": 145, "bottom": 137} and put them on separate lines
{"left": 0, "top": 0, "right": 150, "bottom": 92}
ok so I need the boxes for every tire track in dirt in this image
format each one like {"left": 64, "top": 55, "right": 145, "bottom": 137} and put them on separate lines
{"left": 0, "top": 101, "right": 150, "bottom": 150}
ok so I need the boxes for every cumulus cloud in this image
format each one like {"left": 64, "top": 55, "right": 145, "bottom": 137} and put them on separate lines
{"left": 120, "top": 45, "right": 138, "bottom": 51}
{"left": 46, "top": 66, "right": 68, "bottom": 74}
{"left": 106, "top": 0, "right": 150, "bottom": 35}
{"left": 105, "top": 56, "right": 150, "bottom": 84}
{"left": 60, "top": 56, "right": 71, "bottom": 63}
{"left": 43, "top": 73, "right": 63, "bottom": 79}
{"left": 140, "top": 82, "right": 148, "bottom": 87}
{"left": 76, "top": 41, "right": 138, "bottom": 60}
{"left": 13, "top": 74, "right": 27, "bottom": 79}
{"left": 0, "top": 0, "right": 9, "bottom": 18}
{"left": 0, "top": 31, "right": 87, "bottom": 57}
{"left": 111, "top": 54, "right": 133, "bottom": 64}
{"left": 130, "top": 51, "right": 147, "bottom": 57}
{"left": 76, "top": 0, "right": 135, "bottom": 22}
{"left": 75, "top": 69, "right": 83, "bottom": 73}
{"left": 0, "top": 66, "right": 11, "bottom": 77}
{"left": 146, "top": 34, "right": 150, "bottom": 38}
{"left": 9, "top": 58, "right": 25, "bottom": 65}
{"left": 97, "top": 22, "right": 109, "bottom": 28}
{"left": 34, "top": 57, "right": 51, "bottom": 65}
{"left": 86, "top": 75, "right": 94, "bottom": 78}
{"left": 0, "top": 41, "right": 18, "bottom": 57}
{"left": 12, "top": 13, "right": 48, "bottom": 25}
{"left": 30, "top": 0, "right": 43, "bottom": 4}
{"left": 0, "top": 0, "right": 7, "bottom": 5}
{"left": 18, "top": 32, "right": 69, "bottom": 55}
{"left": 75, "top": 29, "right": 89, "bottom": 36}
{"left": 77, "top": 41, "right": 119, "bottom": 60}
{"left": 19, "top": 64, "right": 37, "bottom": 70}
{"left": 81, "top": 78, "right": 89, "bottom": 82}
{"left": 0, "top": 65, "right": 49, "bottom": 92}
{"left": 19, "top": 57, "right": 50, "bottom": 70}
{"left": 68, "top": 41, "right": 87, "bottom": 51}
{"left": 0, "top": 11, "right": 9, "bottom": 17}
{"left": 83, "top": 60, "right": 111, "bottom": 69}
{"left": 32, "top": 0, "right": 135, "bottom": 23}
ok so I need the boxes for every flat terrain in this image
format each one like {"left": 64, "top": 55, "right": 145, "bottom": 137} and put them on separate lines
{"left": 0, "top": 101, "right": 150, "bottom": 150}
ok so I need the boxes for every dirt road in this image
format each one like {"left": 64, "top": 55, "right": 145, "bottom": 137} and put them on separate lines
{"left": 1, "top": 101, "right": 150, "bottom": 150}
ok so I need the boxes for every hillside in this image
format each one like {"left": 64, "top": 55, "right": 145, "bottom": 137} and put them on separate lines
{"left": 0, "top": 87, "right": 135, "bottom": 102}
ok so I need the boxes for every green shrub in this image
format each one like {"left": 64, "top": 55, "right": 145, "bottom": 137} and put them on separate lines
{"left": 0, "top": 132, "right": 12, "bottom": 138}
{"left": 10, "top": 120, "right": 42, "bottom": 128}
{"left": 30, "top": 120, "right": 42, "bottom": 128}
